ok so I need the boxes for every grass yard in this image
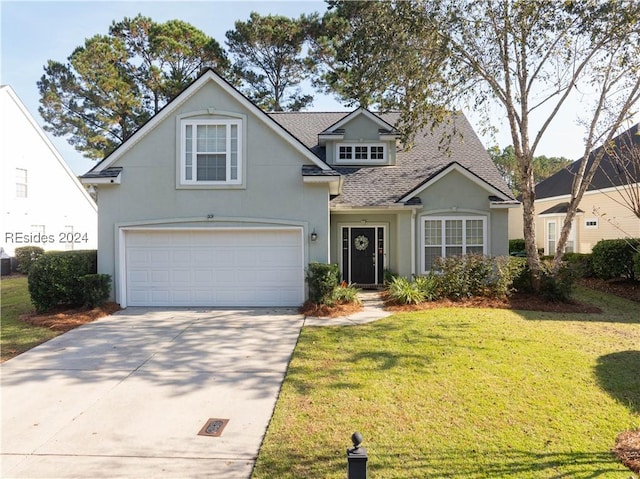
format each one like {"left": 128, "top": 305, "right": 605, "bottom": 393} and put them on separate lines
{"left": 0, "top": 275, "right": 57, "bottom": 362}
{"left": 253, "top": 287, "right": 640, "bottom": 478}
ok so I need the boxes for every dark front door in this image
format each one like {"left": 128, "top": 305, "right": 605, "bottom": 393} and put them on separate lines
{"left": 350, "top": 227, "right": 376, "bottom": 284}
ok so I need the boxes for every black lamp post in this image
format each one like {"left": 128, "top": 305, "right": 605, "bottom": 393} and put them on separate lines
{"left": 347, "top": 432, "right": 368, "bottom": 479}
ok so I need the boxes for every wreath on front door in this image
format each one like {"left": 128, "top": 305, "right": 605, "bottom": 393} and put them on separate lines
{"left": 354, "top": 235, "right": 369, "bottom": 251}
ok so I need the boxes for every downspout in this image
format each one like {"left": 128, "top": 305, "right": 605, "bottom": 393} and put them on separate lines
{"left": 410, "top": 209, "right": 416, "bottom": 277}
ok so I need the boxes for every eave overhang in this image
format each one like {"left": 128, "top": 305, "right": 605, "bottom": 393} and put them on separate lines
{"left": 489, "top": 196, "right": 521, "bottom": 209}
{"left": 80, "top": 167, "right": 122, "bottom": 185}
{"left": 330, "top": 204, "right": 423, "bottom": 213}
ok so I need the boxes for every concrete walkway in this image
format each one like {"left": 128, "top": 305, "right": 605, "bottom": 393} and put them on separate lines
{"left": 1, "top": 308, "right": 304, "bottom": 479}
{"left": 303, "top": 290, "right": 391, "bottom": 326}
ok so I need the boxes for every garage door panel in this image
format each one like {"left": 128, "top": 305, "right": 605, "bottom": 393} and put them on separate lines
{"left": 125, "top": 229, "right": 303, "bottom": 307}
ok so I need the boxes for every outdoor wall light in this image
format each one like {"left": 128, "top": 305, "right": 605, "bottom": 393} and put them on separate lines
{"left": 310, "top": 229, "right": 318, "bottom": 242}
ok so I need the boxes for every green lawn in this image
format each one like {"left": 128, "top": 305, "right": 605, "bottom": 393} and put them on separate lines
{"left": 0, "top": 275, "right": 57, "bottom": 362}
{"left": 253, "top": 287, "right": 640, "bottom": 479}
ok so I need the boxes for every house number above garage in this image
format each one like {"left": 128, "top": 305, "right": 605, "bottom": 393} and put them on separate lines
{"left": 354, "top": 235, "right": 369, "bottom": 251}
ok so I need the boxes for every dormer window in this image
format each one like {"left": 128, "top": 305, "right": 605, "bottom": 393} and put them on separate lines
{"left": 336, "top": 143, "right": 387, "bottom": 164}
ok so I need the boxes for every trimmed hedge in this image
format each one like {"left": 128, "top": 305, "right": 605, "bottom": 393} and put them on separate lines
{"left": 306, "top": 262, "right": 340, "bottom": 305}
{"left": 79, "top": 274, "right": 111, "bottom": 307}
{"left": 509, "top": 239, "right": 526, "bottom": 254}
{"left": 14, "top": 246, "right": 44, "bottom": 274}
{"left": 28, "top": 250, "right": 98, "bottom": 312}
{"left": 591, "top": 238, "right": 640, "bottom": 280}
{"left": 562, "top": 252, "right": 593, "bottom": 278}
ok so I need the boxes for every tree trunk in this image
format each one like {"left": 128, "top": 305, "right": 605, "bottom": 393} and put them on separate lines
{"left": 520, "top": 179, "right": 542, "bottom": 291}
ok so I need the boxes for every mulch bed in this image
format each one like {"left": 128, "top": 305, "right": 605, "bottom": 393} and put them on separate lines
{"left": 614, "top": 429, "right": 640, "bottom": 474}
{"left": 299, "top": 300, "right": 363, "bottom": 318}
{"left": 384, "top": 291, "right": 602, "bottom": 314}
{"left": 580, "top": 277, "right": 640, "bottom": 302}
{"left": 21, "top": 302, "right": 121, "bottom": 332}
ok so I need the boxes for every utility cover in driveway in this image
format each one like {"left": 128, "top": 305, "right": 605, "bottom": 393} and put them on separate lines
{"left": 124, "top": 228, "right": 304, "bottom": 307}
{"left": 198, "top": 418, "right": 229, "bottom": 437}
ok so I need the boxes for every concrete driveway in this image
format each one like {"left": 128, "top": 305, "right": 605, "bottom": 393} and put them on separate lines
{"left": 1, "top": 307, "right": 303, "bottom": 478}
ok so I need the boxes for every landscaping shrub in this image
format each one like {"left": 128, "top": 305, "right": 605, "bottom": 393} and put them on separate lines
{"left": 435, "top": 255, "right": 497, "bottom": 299}
{"left": 513, "top": 259, "right": 576, "bottom": 302}
{"left": 634, "top": 252, "right": 640, "bottom": 281}
{"left": 383, "top": 269, "right": 399, "bottom": 285}
{"left": 79, "top": 274, "right": 111, "bottom": 307}
{"left": 492, "top": 256, "right": 527, "bottom": 298}
{"left": 28, "top": 250, "right": 97, "bottom": 312}
{"left": 306, "top": 262, "right": 340, "bottom": 305}
{"left": 591, "top": 238, "right": 640, "bottom": 280}
{"left": 14, "top": 246, "right": 44, "bottom": 274}
{"left": 539, "top": 263, "right": 576, "bottom": 302}
{"left": 562, "top": 252, "right": 593, "bottom": 278}
{"left": 509, "top": 238, "right": 526, "bottom": 255}
{"left": 387, "top": 276, "right": 426, "bottom": 304}
{"left": 387, "top": 256, "right": 524, "bottom": 305}
{"left": 331, "top": 283, "right": 361, "bottom": 305}
{"left": 414, "top": 274, "right": 439, "bottom": 301}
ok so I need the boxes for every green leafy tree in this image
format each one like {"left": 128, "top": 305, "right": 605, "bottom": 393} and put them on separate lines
{"left": 38, "top": 15, "right": 228, "bottom": 160}
{"left": 318, "top": 0, "right": 640, "bottom": 288}
{"left": 225, "top": 12, "right": 316, "bottom": 111}
{"left": 488, "top": 145, "right": 572, "bottom": 195}
{"left": 309, "top": 1, "right": 437, "bottom": 111}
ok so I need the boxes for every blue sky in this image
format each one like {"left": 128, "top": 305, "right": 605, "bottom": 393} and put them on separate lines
{"left": 2, "top": 0, "right": 593, "bottom": 175}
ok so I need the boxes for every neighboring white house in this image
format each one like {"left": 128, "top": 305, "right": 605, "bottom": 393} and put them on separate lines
{"left": 1, "top": 85, "right": 97, "bottom": 256}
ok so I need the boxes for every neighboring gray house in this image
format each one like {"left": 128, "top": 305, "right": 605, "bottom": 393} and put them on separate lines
{"left": 82, "top": 69, "right": 516, "bottom": 307}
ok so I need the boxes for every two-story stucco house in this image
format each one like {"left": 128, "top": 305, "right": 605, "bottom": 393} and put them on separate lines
{"left": 81, "top": 69, "right": 516, "bottom": 307}
{"left": 1, "top": 85, "right": 97, "bottom": 257}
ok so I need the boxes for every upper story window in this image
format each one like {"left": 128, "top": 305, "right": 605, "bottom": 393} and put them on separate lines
{"left": 180, "top": 119, "right": 242, "bottom": 185}
{"left": 336, "top": 143, "right": 387, "bottom": 164}
{"left": 16, "top": 168, "right": 27, "bottom": 198}
{"left": 585, "top": 218, "right": 599, "bottom": 229}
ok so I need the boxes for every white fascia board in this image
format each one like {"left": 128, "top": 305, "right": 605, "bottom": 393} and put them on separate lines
{"left": 80, "top": 174, "right": 121, "bottom": 185}
{"left": 379, "top": 134, "right": 400, "bottom": 141}
{"left": 303, "top": 175, "right": 343, "bottom": 195}
{"left": 3, "top": 86, "right": 98, "bottom": 212}
{"left": 490, "top": 201, "right": 521, "bottom": 209}
{"left": 331, "top": 205, "right": 423, "bottom": 213}
{"left": 91, "top": 70, "right": 330, "bottom": 174}
{"left": 318, "top": 133, "right": 344, "bottom": 146}
{"left": 539, "top": 211, "right": 584, "bottom": 218}
{"left": 536, "top": 182, "right": 640, "bottom": 203}
{"left": 324, "top": 107, "right": 396, "bottom": 133}
{"left": 400, "top": 162, "right": 512, "bottom": 203}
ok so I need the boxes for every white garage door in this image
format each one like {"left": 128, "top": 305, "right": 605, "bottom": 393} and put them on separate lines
{"left": 124, "top": 228, "right": 304, "bottom": 307}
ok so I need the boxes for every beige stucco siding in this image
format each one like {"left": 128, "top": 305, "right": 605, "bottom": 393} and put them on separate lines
{"left": 508, "top": 186, "right": 640, "bottom": 253}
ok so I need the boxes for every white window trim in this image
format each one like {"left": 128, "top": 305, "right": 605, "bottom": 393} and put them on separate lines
{"left": 16, "top": 168, "right": 27, "bottom": 198}
{"left": 335, "top": 142, "right": 387, "bottom": 165}
{"left": 179, "top": 118, "right": 242, "bottom": 186}
{"left": 585, "top": 218, "right": 599, "bottom": 229}
{"left": 420, "top": 216, "right": 487, "bottom": 273}
{"left": 545, "top": 218, "right": 576, "bottom": 255}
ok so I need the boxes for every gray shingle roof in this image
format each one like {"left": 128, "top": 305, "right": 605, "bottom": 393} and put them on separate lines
{"left": 535, "top": 123, "right": 640, "bottom": 199}
{"left": 270, "top": 111, "right": 514, "bottom": 207}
